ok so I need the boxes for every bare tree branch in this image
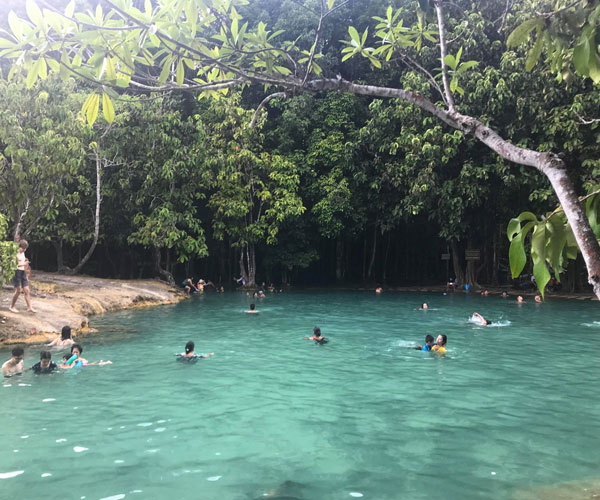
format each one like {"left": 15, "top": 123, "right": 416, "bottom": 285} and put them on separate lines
{"left": 575, "top": 111, "right": 600, "bottom": 125}
{"left": 434, "top": 0, "right": 455, "bottom": 111}
{"left": 249, "top": 92, "right": 288, "bottom": 128}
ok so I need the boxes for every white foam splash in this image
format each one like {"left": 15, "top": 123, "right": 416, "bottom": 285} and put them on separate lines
{"left": 114, "top": 460, "right": 124, "bottom": 464}
{"left": 13, "top": 450, "right": 18, "bottom": 453}
{"left": 156, "top": 420, "right": 166, "bottom": 424}
{"left": 99, "top": 495, "right": 125, "bottom": 500}
{"left": 18, "top": 383, "right": 31, "bottom": 387}
{"left": 56, "top": 438, "right": 67, "bottom": 443}
{"left": 20, "top": 435, "right": 29, "bottom": 439}
{"left": 73, "top": 446, "right": 88, "bottom": 453}
{"left": 41, "top": 473, "right": 52, "bottom": 477}
{"left": 137, "top": 423, "right": 152, "bottom": 427}
{"left": 207, "top": 476, "right": 222, "bottom": 481}
{"left": 146, "top": 449, "right": 159, "bottom": 453}
{"left": 130, "top": 491, "right": 142, "bottom": 494}
{"left": 154, "top": 427, "right": 165, "bottom": 433}
{"left": 0, "top": 471, "right": 24, "bottom": 479}
{"left": 491, "top": 472, "right": 496, "bottom": 475}
{"left": 349, "top": 493, "right": 363, "bottom": 498}
{"left": 215, "top": 452, "right": 221, "bottom": 456}
{"left": 42, "top": 398, "right": 55, "bottom": 402}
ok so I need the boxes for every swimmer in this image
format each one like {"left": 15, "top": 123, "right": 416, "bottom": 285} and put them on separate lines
{"left": 415, "top": 334, "right": 435, "bottom": 351}
{"left": 502, "top": 291, "right": 508, "bottom": 298}
{"left": 2, "top": 347, "right": 24, "bottom": 377}
{"left": 61, "top": 344, "right": 88, "bottom": 368}
{"left": 375, "top": 287, "right": 383, "bottom": 293}
{"left": 177, "top": 341, "right": 214, "bottom": 361}
{"left": 535, "top": 295, "right": 542, "bottom": 303}
{"left": 247, "top": 303, "right": 259, "bottom": 314}
{"left": 303, "top": 326, "right": 328, "bottom": 344}
{"left": 481, "top": 290, "right": 489, "bottom": 296}
{"left": 31, "top": 351, "right": 58, "bottom": 374}
{"left": 431, "top": 334, "right": 447, "bottom": 354}
{"left": 517, "top": 295, "right": 525, "bottom": 303}
{"left": 418, "top": 303, "right": 428, "bottom": 310}
{"left": 471, "top": 312, "right": 492, "bottom": 326}
{"left": 47, "top": 325, "right": 75, "bottom": 347}
{"left": 253, "top": 291, "right": 258, "bottom": 299}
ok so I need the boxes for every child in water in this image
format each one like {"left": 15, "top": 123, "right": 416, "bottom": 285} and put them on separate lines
{"left": 303, "top": 326, "right": 328, "bottom": 344}
{"left": 415, "top": 334, "right": 435, "bottom": 351}
{"left": 431, "top": 334, "right": 447, "bottom": 354}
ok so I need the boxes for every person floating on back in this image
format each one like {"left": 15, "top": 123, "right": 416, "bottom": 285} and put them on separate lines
{"left": 471, "top": 312, "right": 492, "bottom": 326}
{"left": 247, "top": 303, "right": 259, "bottom": 314}
{"left": 304, "top": 326, "right": 328, "bottom": 344}
{"left": 176, "top": 341, "right": 214, "bottom": 362}
{"left": 32, "top": 351, "right": 58, "bottom": 374}
{"left": 431, "top": 334, "right": 447, "bottom": 354}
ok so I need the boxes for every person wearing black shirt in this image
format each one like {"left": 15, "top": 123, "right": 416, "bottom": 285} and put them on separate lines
{"left": 31, "top": 351, "right": 57, "bottom": 374}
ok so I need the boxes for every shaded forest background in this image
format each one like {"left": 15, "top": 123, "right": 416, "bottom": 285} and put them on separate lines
{"left": 0, "top": 0, "right": 598, "bottom": 290}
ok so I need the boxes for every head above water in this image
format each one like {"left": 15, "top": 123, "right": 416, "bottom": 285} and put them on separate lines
{"left": 11, "top": 346, "right": 24, "bottom": 359}
{"left": 71, "top": 344, "right": 83, "bottom": 356}
{"left": 313, "top": 326, "right": 321, "bottom": 337}
{"left": 425, "top": 334, "right": 434, "bottom": 345}
{"left": 185, "top": 341, "right": 194, "bottom": 354}
{"left": 250, "top": 303, "right": 256, "bottom": 310}
{"left": 436, "top": 334, "right": 447, "bottom": 347}
{"left": 421, "top": 303, "right": 428, "bottom": 309}
{"left": 40, "top": 350, "right": 51, "bottom": 368}
{"left": 61, "top": 325, "right": 72, "bottom": 340}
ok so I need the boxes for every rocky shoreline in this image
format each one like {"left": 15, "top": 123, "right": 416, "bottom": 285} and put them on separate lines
{"left": 0, "top": 271, "right": 184, "bottom": 345}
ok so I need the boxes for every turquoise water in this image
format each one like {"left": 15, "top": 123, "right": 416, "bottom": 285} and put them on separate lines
{"left": 1, "top": 291, "right": 599, "bottom": 500}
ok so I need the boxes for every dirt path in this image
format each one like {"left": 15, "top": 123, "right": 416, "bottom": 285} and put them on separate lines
{"left": 0, "top": 271, "right": 184, "bottom": 345}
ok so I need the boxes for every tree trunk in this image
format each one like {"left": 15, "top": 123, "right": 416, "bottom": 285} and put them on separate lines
{"left": 247, "top": 243, "right": 256, "bottom": 286}
{"left": 238, "top": 245, "right": 249, "bottom": 285}
{"left": 450, "top": 240, "right": 465, "bottom": 286}
{"left": 153, "top": 247, "right": 174, "bottom": 284}
{"left": 367, "top": 224, "right": 378, "bottom": 280}
{"left": 335, "top": 239, "right": 343, "bottom": 281}
{"left": 53, "top": 240, "right": 65, "bottom": 272}
{"left": 69, "top": 150, "right": 102, "bottom": 275}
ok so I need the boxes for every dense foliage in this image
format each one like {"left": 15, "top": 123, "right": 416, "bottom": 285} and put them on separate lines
{"left": 0, "top": 0, "right": 598, "bottom": 291}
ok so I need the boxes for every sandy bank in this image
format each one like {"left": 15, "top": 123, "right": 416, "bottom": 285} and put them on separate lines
{"left": 0, "top": 271, "right": 184, "bottom": 345}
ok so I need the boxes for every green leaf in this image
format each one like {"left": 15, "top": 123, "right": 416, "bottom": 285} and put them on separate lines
{"left": 8, "top": 11, "right": 23, "bottom": 40}
{"left": 176, "top": 58, "right": 184, "bottom": 86}
{"left": 573, "top": 38, "right": 590, "bottom": 75}
{"left": 507, "top": 217, "right": 521, "bottom": 241}
{"left": 65, "top": 0, "right": 75, "bottom": 18}
{"left": 587, "top": 194, "right": 600, "bottom": 237}
{"left": 444, "top": 54, "right": 456, "bottom": 69}
{"left": 507, "top": 17, "right": 543, "bottom": 48}
{"left": 509, "top": 233, "right": 526, "bottom": 279}
{"left": 105, "top": 57, "right": 116, "bottom": 81}
{"left": 349, "top": 26, "right": 360, "bottom": 44}
{"left": 327, "top": 0, "right": 335, "bottom": 9}
{"left": 525, "top": 29, "right": 544, "bottom": 71}
{"left": 102, "top": 92, "right": 115, "bottom": 123}
{"left": 86, "top": 93, "right": 100, "bottom": 126}
{"left": 26, "top": 0, "right": 43, "bottom": 26}
{"left": 531, "top": 224, "right": 551, "bottom": 299}
{"left": 26, "top": 59, "right": 40, "bottom": 88}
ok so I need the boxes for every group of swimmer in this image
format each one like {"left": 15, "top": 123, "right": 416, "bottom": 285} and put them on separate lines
{"left": 1, "top": 326, "right": 112, "bottom": 377}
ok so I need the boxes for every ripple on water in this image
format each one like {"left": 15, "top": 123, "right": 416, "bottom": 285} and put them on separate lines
{"left": 349, "top": 493, "right": 363, "bottom": 498}
{"left": 42, "top": 398, "right": 56, "bottom": 402}
{"left": 207, "top": 476, "right": 222, "bottom": 481}
{"left": 154, "top": 427, "right": 166, "bottom": 432}
{"left": 41, "top": 473, "right": 52, "bottom": 478}
{"left": 56, "top": 438, "right": 67, "bottom": 443}
{"left": 137, "top": 423, "right": 152, "bottom": 427}
{"left": 99, "top": 495, "right": 125, "bottom": 500}
{"left": 0, "top": 471, "right": 24, "bottom": 479}
{"left": 73, "top": 446, "right": 88, "bottom": 453}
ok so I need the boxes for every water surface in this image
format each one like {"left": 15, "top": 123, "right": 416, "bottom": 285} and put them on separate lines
{"left": 1, "top": 291, "right": 599, "bottom": 500}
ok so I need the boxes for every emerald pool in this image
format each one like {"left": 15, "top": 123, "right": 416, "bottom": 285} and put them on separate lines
{"left": 1, "top": 292, "right": 599, "bottom": 500}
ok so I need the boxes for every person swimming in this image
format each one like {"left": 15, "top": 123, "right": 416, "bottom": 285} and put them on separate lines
{"left": 418, "top": 303, "right": 428, "bottom": 310}
{"left": 471, "top": 312, "right": 492, "bottom": 326}
{"left": 415, "top": 334, "right": 435, "bottom": 351}
{"left": 176, "top": 341, "right": 214, "bottom": 362}
{"left": 31, "top": 351, "right": 58, "bottom": 374}
{"left": 303, "top": 326, "right": 328, "bottom": 344}
{"left": 431, "top": 334, "right": 447, "bottom": 354}
{"left": 47, "top": 325, "right": 75, "bottom": 347}
{"left": 247, "top": 303, "right": 259, "bottom": 314}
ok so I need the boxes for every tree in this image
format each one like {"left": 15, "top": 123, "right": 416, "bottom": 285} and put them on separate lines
{"left": 202, "top": 95, "right": 305, "bottom": 286}
{"left": 1, "top": 0, "right": 599, "bottom": 297}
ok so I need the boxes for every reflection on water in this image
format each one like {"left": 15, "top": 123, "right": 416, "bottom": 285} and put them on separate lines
{"left": 0, "top": 291, "right": 599, "bottom": 500}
